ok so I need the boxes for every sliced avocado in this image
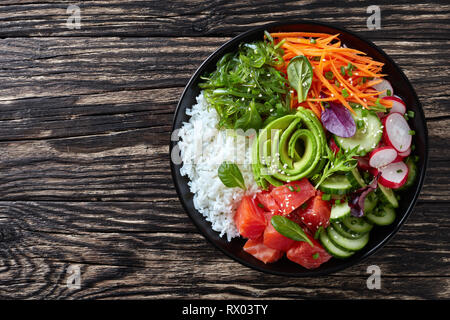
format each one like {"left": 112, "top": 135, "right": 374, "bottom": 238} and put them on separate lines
{"left": 251, "top": 107, "right": 326, "bottom": 188}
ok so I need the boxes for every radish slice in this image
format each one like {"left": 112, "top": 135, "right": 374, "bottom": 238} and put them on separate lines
{"left": 378, "top": 161, "right": 409, "bottom": 189}
{"left": 398, "top": 147, "right": 411, "bottom": 157}
{"left": 372, "top": 79, "right": 393, "bottom": 98}
{"left": 383, "top": 96, "right": 406, "bottom": 114}
{"left": 369, "top": 146, "right": 398, "bottom": 168}
{"left": 383, "top": 112, "right": 412, "bottom": 153}
{"left": 357, "top": 157, "right": 371, "bottom": 171}
{"left": 369, "top": 167, "right": 379, "bottom": 177}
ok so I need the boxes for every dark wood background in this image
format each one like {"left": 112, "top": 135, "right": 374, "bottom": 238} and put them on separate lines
{"left": 0, "top": 0, "right": 448, "bottom": 299}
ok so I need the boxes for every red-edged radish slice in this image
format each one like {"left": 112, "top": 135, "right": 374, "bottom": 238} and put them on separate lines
{"left": 369, "top": 167, "right": 379, "bottom": 177}
{"left": 383, "top": 96, "right": 406, "bottom": 114}
{"left": 369, "top": 146, "right": 398, "bottom": 168}
{"left": 357, "top": 157, "right": 371, "bottom": 171}
{"left": 372, "top": 79, "right": 393, "bottom": 98}
{"left": 398, "top": 147, "right": 411, "bottom": 158}
{"left": 383, "top": 112, "right": 412, "bottom": 153}
{"left": 378, "top": 161, "right": 409, "bottom": 189}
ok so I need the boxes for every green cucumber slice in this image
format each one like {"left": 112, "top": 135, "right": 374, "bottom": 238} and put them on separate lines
{"left": 331, "top": 220, "right": 365, "bottom": 239}
{"left": 334, "top": 108, "right": 382, "bottom": 156}
{"left": 398, "top": 157, "right": 418, "bottom": 191}
{"left": 328, "top": 225, "right": 370, "bottom": 251}
{"left": 319, "top": 229, "right": 354, "bottom": 258}
{"left": 346, "top": 168, "right": 366, "bottom": 189}
{"left": 330, "top": 201, "right": 351, "bottom": 221}
{"left": 342, "top": 215, "right": 373, "bottom": 233}
{"left": 318, "top": 174, "right": 354, "bottom": 195}
{"left": 377, "top": 184, "right": 399, "bottom": 208}
{"left": 364, "top": 191, "right": 378, "bottom": 213}
{"left": 365, "top": 206, "right": 396, "bottom": 226}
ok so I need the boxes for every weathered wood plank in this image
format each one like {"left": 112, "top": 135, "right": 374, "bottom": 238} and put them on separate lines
{"left": 0, "top": 37, "right": 448, "bottom": 110}
{"left": 0, "top": 0, "right": 448, "bottom": 300}
{"left": 0, "top": 201, "right": 448, "bottom": 299}
{"left": 0, "top": 128, "right": 447, "bottom": 202}
{"left": 0, "top": 0, "right": 448, "bottom": 39}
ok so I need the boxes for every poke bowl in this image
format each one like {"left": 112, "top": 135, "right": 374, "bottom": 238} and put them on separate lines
{"left": 170, "top": 21, "right": 428, "bottom": 277}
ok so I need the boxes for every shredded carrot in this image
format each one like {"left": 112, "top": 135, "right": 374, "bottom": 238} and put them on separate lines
{"left": 270, "top": 31, "right": 390, "bottom": 117}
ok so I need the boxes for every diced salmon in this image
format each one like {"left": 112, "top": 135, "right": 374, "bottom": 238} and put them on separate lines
{"left": 255, "top": 191, "right": 281, "bottom": 214}
{"left": 234, "top": 196, "right": 266, "bottom": 240}
{"left": 270, "top": 179, "right": 316, "bottom": 215}
{"left": 286, "top": 233, "right": 332, "bottom": 269}
{"left": 263, "top": 213, "right": 296, "bottom": 251}
{"left": 297, "top": 191, "right": 331, "bottom": 234}
{"left": 243, "top": 238, "right": 284, "bottom": 264}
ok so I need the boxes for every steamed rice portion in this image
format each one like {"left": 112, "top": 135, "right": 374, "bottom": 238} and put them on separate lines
{"left": 177, "top": 92, "right": 259, "bottom": 241}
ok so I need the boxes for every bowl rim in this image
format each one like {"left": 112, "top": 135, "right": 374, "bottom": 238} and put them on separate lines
{"left": 169, "top": 20, "right": 429, "bottom": 277}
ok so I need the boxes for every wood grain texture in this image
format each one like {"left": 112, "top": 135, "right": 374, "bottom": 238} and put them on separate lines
{"left": 0, "top": 0, "right": 448, "bottom": 39}
{"left": 0, "top": 0, "right": 449, "bottom": 300}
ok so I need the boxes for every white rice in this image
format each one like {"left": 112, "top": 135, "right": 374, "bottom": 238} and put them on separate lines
{"left": 177, "top": 92, "right": 259, "bottom": 241}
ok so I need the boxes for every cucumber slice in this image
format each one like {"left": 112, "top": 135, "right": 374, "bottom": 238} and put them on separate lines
{"left": 398, "top": 157, "right": 418, "bottom": 191}
{"left": 319, "top": 229, "right": 354, "bottom": 258}
{"left": 328, "top": 225, "right": 370, "bottom": 251}
{"left": 377, "top": 184, "right": 399, "bottom": 208}
{"left": 318, "top": 174, "right": 354, "bottom": 195}
{"left": 364, "top": 191, "right": 378, "bottom": 213}
{"left": 331, "top": 220, "right": 365, "bottom": 239}
{"left": 330, "top": 201, "right": 351, "bottom": 221}
{"left": 342, "top": 215, "right": 373, "bottom": 233}
{"left": 346, "top": 168, "right": 366, "bottom": 189}
{"left": 334, "top": 108, "right": 382, "bottom": 156}
{"left": 365, "top": 206, "right": 396, "bottom": 226}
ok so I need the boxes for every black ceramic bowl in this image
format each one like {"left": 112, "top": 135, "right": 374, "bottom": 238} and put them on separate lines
{"left": 170, "top": 21, "right": 428, "bottom": 277}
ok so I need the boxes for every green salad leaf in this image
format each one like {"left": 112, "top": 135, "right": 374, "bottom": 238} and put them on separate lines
{"left": 218, "top": 161, "right": 246, "bottom": 190}
{"left": 287, "top": 55, "right": 313, "bottom": 103}
{"left": 270, "top": 215, "right": 313, "bottom": 246}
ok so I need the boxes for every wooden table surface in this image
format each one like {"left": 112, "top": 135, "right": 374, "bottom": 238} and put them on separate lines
{"left": 0, "top": 0, "right": 449, "bottom": 299}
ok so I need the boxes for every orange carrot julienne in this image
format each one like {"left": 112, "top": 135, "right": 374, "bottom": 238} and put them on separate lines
{"left": 275, "top": 31, "right": 389, "bottom": 116}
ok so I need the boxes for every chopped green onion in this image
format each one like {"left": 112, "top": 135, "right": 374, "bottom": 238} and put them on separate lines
{"left": 361, "top": 109, "right": 368, "bottom": 117}
{"left": 342, "top": 88, "right": 349, "bottom": 98}
{"left": 340, "top": 66, "right": 346, "bottom": 76}
{"left": 322, "top": 193, "right": 332, "bottom": 201}
{"left": 408, "top": 110, "right": 415, "bottom": 118}
{"left": 325, "top": 71, "right": 334, "bottom": 80}
{"left": 409, "top": 130, "right": 416, "bottom": 135}
{"left": 357, "top": 119, "right": 365, "bottom": 129}
{"left": 396, "top": 169, "right": 403, "bottom": 173}
{"left": 335, "top": 80, "right": 340, "bottom": 87}
{"left": 257, "top": 203, "right": 264, "bottom": 209}
{"left": 335, "top": 199, "right": 341, "bottom": 205}
{"left": 312, "top": 253, "right": 320, "bottom": 259}
{"left": 310, "top": 38, "right": 316, "bottom": 44}
{"left": 386, "top": 89, "right": 392, "bottom": 96}
{"left": 287, "top": 185, "right": 295, "bottom": 192}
